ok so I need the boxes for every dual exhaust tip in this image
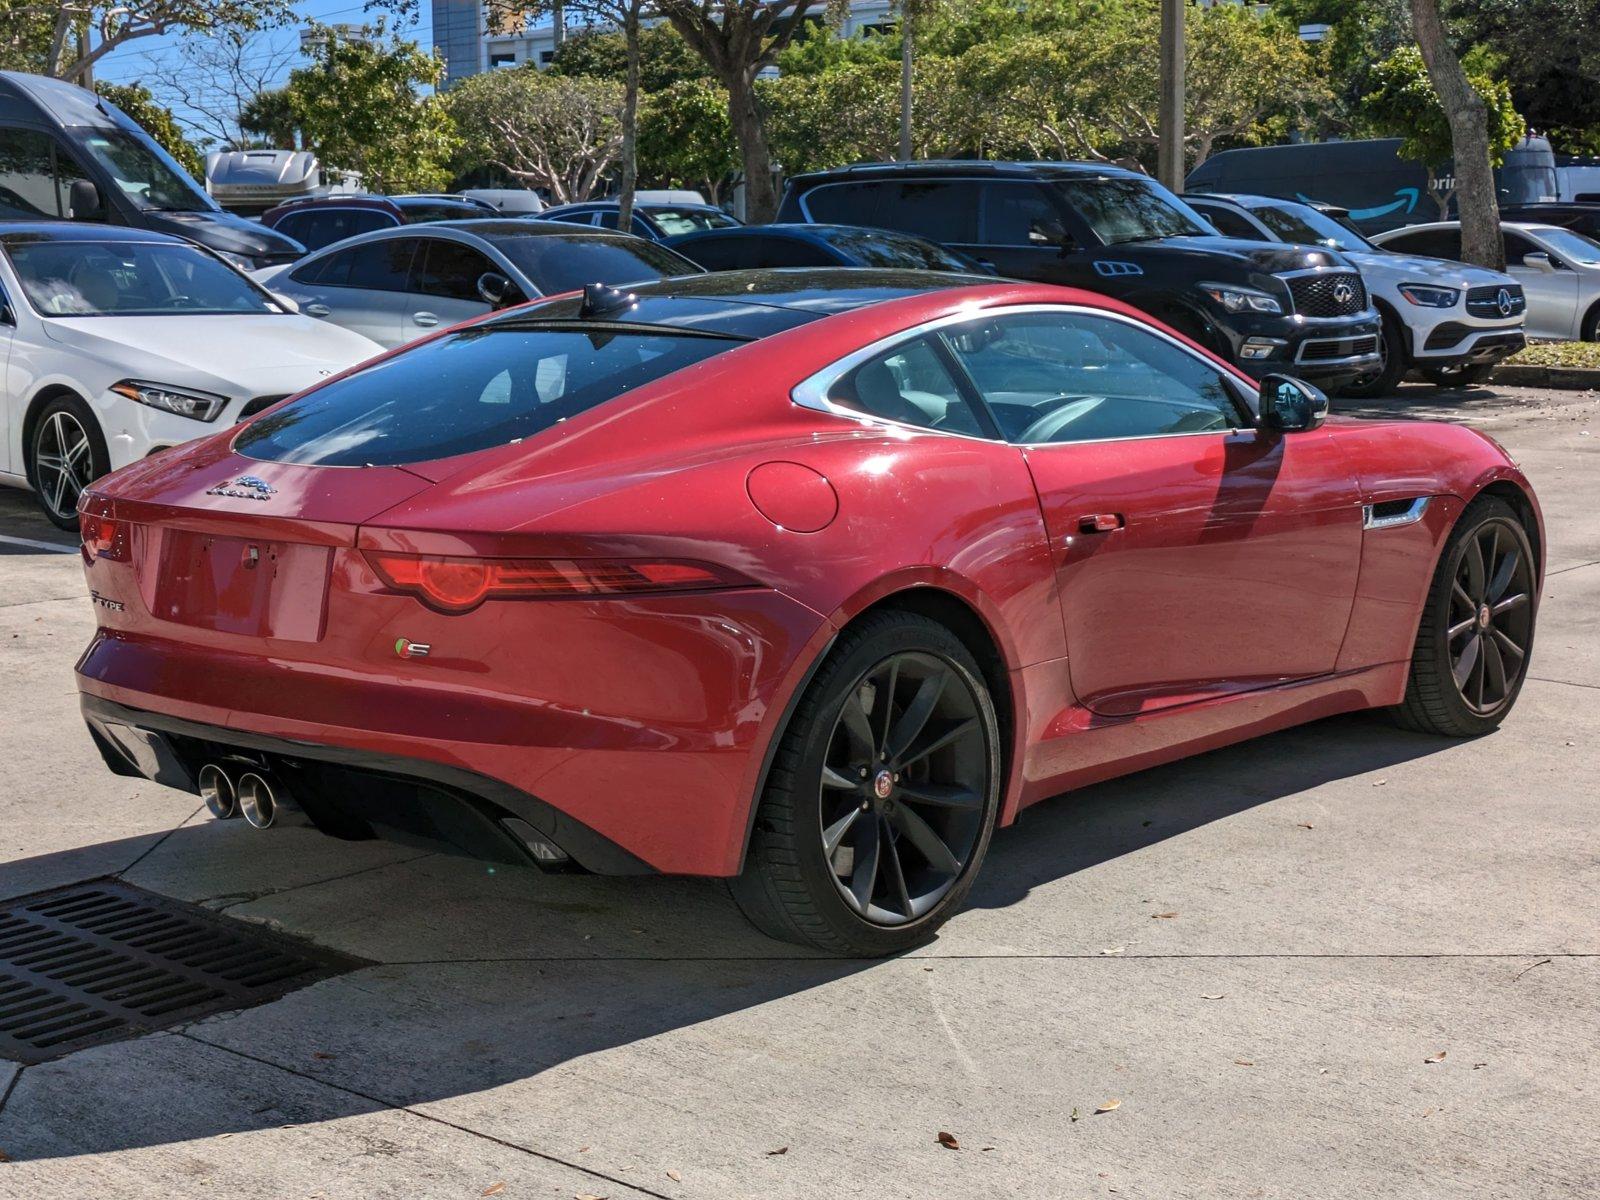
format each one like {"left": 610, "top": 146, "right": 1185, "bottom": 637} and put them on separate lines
{"left": 198, "top": 762, "right": 299, "bottom": 829}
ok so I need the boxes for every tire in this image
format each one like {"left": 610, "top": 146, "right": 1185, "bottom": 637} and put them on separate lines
{"left": 1581, "top": 302, "right": 1600, "bottom": 343}
{"left": 729, "top": 611, "right": 1002, "bottom": 956}
{"left": 1337, "top": 310, "right": 1407, "bottom": 399}
{"left": 1421, "top": 361, "right": 1494, "bottom": 388}
{"left": 27, "top": 394, "right": 109, "bottom": 531}
{"left": 1389, "top": 496, "right": 1537, "bottom": 737}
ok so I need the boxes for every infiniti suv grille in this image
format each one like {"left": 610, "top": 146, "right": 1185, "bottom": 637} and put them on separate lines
{"left": 1286, "top": 272, "right": 1367, "bottom": 317}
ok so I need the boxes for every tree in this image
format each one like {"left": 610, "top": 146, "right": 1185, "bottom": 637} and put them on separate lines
{"left": 653, "top": 0, "right": 830, "bottom": 221}
{"left": 146, "top": 30, "right": 299, "bottom": 150}
{"left": 549, "top": 22, "right": 710, "bottom": 90}
{"left": 447, "top": 68, "right": 622, "bottom": 203}
{"left": 238, "top": 87, "right": 298, "bottom": 149}
{"left": 275, "top": 24, "right": 459, "bottom": 193}
{"left": 0, "top": 0, "right": 290, "bottom": 85}
{"left": 1452, "top": 0, "right": 1600, "bottom": 155}
{"left": 638, "top": 78, "right": 737, "bottom": 202}
{"left": 1362, "top": 42, "right": 1523, "bottom": 250}
{"left": 95, "top": 82, "right": 204, "bottom": 176}
{"left": 956, "top": 30, "right": 1124, "bottom": 162}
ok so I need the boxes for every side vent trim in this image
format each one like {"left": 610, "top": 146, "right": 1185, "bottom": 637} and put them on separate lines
{"left": 1362, "top": 496, "right": 1431, "bottom": 531}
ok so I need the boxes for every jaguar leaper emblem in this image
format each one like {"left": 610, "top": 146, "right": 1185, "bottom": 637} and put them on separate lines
{"left": 206, "top": 475, "right": 276, "bottom": 501}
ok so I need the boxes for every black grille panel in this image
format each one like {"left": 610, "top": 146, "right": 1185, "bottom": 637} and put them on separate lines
{"left": 1298, "top": 334, "right": 1379, "bottom": 362}
{"left": 1465, "top": 284, "right": 1526, "bottom": 319}
{"left": 1286, "top": 271, "right": 1367, "bottom": 317}
{"left": 1425, "top": 322, "right": 1470, "bottom": 350}
{"left": 0, "top": 881, "right": 364, "bottom": 1064}
{"left": 237, "top": 394, "right": 289, "bottom": 421}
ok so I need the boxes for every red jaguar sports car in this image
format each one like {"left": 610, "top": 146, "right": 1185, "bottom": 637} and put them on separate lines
{"left": 76, "top": 270, "right": 1542, "bottom": 955}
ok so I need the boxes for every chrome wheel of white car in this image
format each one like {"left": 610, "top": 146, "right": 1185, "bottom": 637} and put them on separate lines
{"left": 30, "top": 398, "right": 107, "bottom": 530}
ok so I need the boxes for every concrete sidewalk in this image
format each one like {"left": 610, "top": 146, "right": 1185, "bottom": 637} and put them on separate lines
{"left": 1, "top": 382, "right": 1596, "bottom": 1199}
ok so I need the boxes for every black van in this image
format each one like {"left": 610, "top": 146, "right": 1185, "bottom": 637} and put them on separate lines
{"left": 0, "top": 71, "right": 302, "bottom": 269}
{"left": 777, "top": 160, "right": 1381, "bottom": 386}
{"left": 1186, "top": 137, "right": 1560, "bottom": 235}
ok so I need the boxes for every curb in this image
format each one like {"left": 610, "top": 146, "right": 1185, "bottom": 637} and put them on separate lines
{"left": 1492, "top": 363, "right": 1600, "bottom": 390}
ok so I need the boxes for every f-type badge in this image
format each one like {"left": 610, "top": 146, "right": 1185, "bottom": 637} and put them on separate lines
{"left": 206, "top": 475, "right": 276, "bottom": 501}
{"left": 395, "top": 638, "right": 431, "bottom": 660}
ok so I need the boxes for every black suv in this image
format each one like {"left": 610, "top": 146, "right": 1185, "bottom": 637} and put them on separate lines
{"left": 777, "top": 161, "right": 1381, "bottom": 385}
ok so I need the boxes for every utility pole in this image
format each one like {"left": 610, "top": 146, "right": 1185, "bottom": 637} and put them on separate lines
{"left": 898, "top": 7, "right": 913, "bottom": 160}
{"left": 1157, "top": 0, "right": 1184, "bottom": 190}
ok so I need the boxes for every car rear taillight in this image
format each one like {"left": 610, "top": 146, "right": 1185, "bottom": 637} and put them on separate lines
{"left": 363, "top": 552, "right": 748, "bottom": 614}
{"left": 80, "top": 514, "right": 129, "bottom": 563}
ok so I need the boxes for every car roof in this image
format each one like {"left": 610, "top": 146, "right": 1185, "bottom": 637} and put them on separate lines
{"left": 1377, "top": 220, "right": 1567, "bottom": 236}
{"left": 305, "top": 219, "right": 650, "bottom": 246}
{"left": 543, "top": 200, "right": 725, "bottom": 214}
{"left": 482, "top": 268, "right": 990, "bottom": 340}
{"left": 788, "top": 159, "right": 1150, "bottom": 184}
{"left": 0, "top": 221, "right": 186, "bottom": 246}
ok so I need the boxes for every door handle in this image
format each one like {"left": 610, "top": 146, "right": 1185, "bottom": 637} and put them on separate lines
{"left": 412, "top": 312, "right": 439, "bottom": 327}
{"left": 1077, "top": 513, "right": 1125, "bottom": 533}
{"left": 303, "top": 303, "right": 330, "bottom": 317}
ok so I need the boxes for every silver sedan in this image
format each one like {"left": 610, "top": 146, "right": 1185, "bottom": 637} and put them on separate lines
{"left": 1372, "top": 221, "right": 1600, "bottom": 341}
{"left": 255, "top": 220, "right": 704, "bottom": 348}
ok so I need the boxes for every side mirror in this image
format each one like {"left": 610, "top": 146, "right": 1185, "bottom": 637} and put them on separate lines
{"left": 0, "top": 302, "right": 14, "bottom": 326}
{"left": 477, "top": 270, "right": 513, "bottom": 307}
{"left": 1258, "top": 374, "right": 1328, "bottom": 433}
{"left": 1521, "top": 251, "right": 1556, "bottom": 273}
{"left": 68, "top": 178, "right": 104, "bottom": 221}
{"left": 1029, "top": 219, "right": 1075, "bottom": 251}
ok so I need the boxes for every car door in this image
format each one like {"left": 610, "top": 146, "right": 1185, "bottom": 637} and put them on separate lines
{"left": 938, "top": 307, "right": 1364, "bottom": 717}
{"left": 0, "top": 276, "right": 14, "bottom": 474}
{"left": 1503, "top": 230, "right": 1581, "bottom": 339}
{"left": 401, "top": 237, "right": 508, "bottom": 341}
{"left": 281, "top": 238, "right": 419, "bottom": 348}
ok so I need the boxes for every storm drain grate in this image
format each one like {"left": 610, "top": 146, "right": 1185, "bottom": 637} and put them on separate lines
{"left": 0, "top": 880, "right": 367, "bottom": 1064}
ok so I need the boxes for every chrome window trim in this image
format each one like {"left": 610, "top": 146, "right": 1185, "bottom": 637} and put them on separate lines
{"left": 790, "top": 302, "right": 1257, "bottom": 448}
{"left": 1362, "top": 496, "right": 1431, "bottom": 530}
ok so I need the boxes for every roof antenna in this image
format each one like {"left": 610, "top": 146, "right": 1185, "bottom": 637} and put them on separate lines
{"left": 579, "top": 282, "right": 638, "bottom": 318}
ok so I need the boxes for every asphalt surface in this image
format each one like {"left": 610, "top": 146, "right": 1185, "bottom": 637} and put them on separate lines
{"left": 0, "top": 382, "right": 1596, "bottom": 1199}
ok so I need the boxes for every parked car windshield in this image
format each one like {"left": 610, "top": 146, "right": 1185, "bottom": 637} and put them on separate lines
{"left": 69, "top": 128, "right": 214, "bottom": 212}
{"left": 1051, "top": 177, "right": 1212, "bottom": 245}
{"left": 1250, "top": 203, "right": 1376, "bottom": 253}
{"left": 488, "top": 234, "right": 702, "bottom": 294}
{"left": 647, "top": 207, "right": 740, "bottom": 237}
{"left": 3, "top": 237, "right": 278, "bottom": 317}
{"left": 1540, "top": 227, "right": 1600, "bottom": 266}
{"left": 236, "top": 326, "right": 741, "bottom": 466}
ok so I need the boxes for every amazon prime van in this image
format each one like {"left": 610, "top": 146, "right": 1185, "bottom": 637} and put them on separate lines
{"left": 1186, "top": 137, "right": 1560, "bottom": 235}
{"left": 0, "top": 71, "right": 302, "bottom": 268}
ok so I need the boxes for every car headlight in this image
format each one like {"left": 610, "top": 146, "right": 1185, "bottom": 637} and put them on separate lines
{"left": 215, "top": 250, "right": 256, "bottom": 272}
{"left": 1398, "top": 283, "right": 1459, "bottom": 308}
{"left": 110, "top": 380, "right": 229, "bottom": 423}
{"left": 1199, "top": 282, "right": 1283, "bottom": 314}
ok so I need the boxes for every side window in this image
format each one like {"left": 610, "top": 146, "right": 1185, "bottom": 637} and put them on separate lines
{"left": 279, "top": 209, "right": 395, "bottom": 251}
{"left": 878, "top": 181, "right": 982, "bottom": 244}
{"left": 343, "top": 239, "right": 418, "bottom": 292}
{"left": 0, "top": 129, "right": 61, "bottom": 217}
{"left": 980, "top": 183, "right": 1069, "bottom": 246}
{"left": 800, "top": 182, "right": 883, "bottom": 227}
{"left": 1389, "top": 228, "right": 1462, "bottom": 260}
{"left": 411, "top": 238, "right": 497, "bottom": 301}
{"left": 826, "top": 336, "right": 987, "bottom": 437}
{"left": 546, "top": 210, "right": 597, "bottom": 226}
{"left": 52, "top": 146, "right": 101, "bottom": 219}
{"left": 595, "top": 210, "right": 653, "bottom": 237}
{"left": 1194, "top": 204, "right": 1262, "bottom": 240}
{"left": 939, "top": 312, "right": 1242, "bottom": 445}
{"left": 1502, "top": 231, "right": 1540, "bottom": 265}
{"left": 749, "top": 236, "right": 838, "bottom": 268}
{"left": 676, "top": 234, "right": 747, "bottom": 271}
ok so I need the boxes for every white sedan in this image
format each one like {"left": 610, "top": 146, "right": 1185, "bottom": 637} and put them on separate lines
{"left": 0, "top": 223, "right": 381, "bottom": 527}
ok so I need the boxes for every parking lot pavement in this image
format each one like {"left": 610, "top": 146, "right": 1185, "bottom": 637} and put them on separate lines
{"left": 0, "top": 383, "right": 1596, "bottom": 1199}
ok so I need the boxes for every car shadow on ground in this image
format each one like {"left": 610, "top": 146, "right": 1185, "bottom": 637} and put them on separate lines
{"left": 1331, "top": 380, "right": 1508, "bottom": 422}
{"left": 0, "top": 708, "right": 1461, "bottom": 1162}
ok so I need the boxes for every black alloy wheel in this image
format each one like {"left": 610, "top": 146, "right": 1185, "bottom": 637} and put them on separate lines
{"left": 1391, "top": 496, "right": 1537, "bottom": 736}
{"left": 731, "top": 612, "right": 1001, "bottom": 956}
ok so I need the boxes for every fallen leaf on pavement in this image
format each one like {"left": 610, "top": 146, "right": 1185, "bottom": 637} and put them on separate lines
{"left": 1095, "top": 1099, "right": 1121, "bottom": 1114}
{"left": 312, "top": 1051, "right": 335, "bottom": 1061}
{"left": 936, "top": 1131, "right": 960, "bottom": 1150}
{"left": 575, "top": 1194, "right": 606, "bottom": 1200}
{"left": 766, "top": 1146, "right": 788, "bottom": 1155}
{"left": 482, "top": 1185, "right": 506, "bottom": 1197}
{"left": 577, "top": 1146, "right": 590, "bottom": 1153}
{"left": 1201, "top": 994, "right": 1225, "bottom": 1000}
{"left": 1424, "top": 1050, "right": 1447, "bottom": 1064}
{"left": 1070, "top": 1107, "right": 1082, "bottom": 1122}
{"left": 1234, "top": 1059, "right": 1254, "bottom": 1067}
{"left": 1297, "top": 822, "right": 1314, "bottom": 830}
{"left": 666, "top": 1169, "right": 682, "bottom": 1181}
{"left": 1152, "top": 912, "right": 1178, "bottom": 919}
{"left": 1100, "top": 946, "right": 1124, "bottom": 955}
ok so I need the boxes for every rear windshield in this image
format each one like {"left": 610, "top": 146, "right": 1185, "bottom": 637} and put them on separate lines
{"left": 648, "top": 207, "right": 741, "bottom": 236}
{"left": 235, "top": 325, "right": 740, "bottom": 467}
{"left": 492, "top": 234, "right": 701, "bottom": 294}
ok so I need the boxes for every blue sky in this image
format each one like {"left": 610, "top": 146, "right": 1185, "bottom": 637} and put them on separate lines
{"left": 92, "top": 1, "right": 439, "bottom": 141}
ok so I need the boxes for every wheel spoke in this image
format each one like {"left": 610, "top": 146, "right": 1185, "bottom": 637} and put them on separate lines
{"left": 1493, "top": 592, "right": 1528, "bottom": 617}
{"left": 885, "top": 667, "right": 944, "bottom": 763}
{"left": 896, "top": 781, "right": 983, "bottom": 809}
{"left": 882, "top": 829, "right": 914, "bottom": 918}
{"left": 1491, "top": 626, "right": 1526, "bottom": 662}
{"left": 1474, "top": 643, "right": 1487, "bottom": 709}
{"left": 876, "top": 658, "right": 899, "bottom": 749}
{"left": 893, "top": 716, "right": 979, "bottom": 771}
{"left": 1487, "top": 545, "right": 1520, "bottom": 603}
{"left": 839, "top": 692, "right": 877, "bottom": 760}
{"left": 823, "top": 806, "right": 862, "bottom": 860}
{"left": 888, "top": 802, "right": 960, "bottom": 877}
{"left": 1483, "top": 634, "right": 1507, "bottom": 703}
{"left": 821, "top": 765, "right": 860, "bottom": 791}
{"left": 1452, "top": 634, "right": 1481, "bottom": 690}
{"left": 1451, "top": 580, "right": 1475, "bottom": 612}
{"left": 1462, "top": 534, "right": 1487, "bottom": 601}
{"left": 1447, "top": 616, "right": 1477, "bottom": 640}
{"left": 847, "top": 812, "right": 881, "bottom": 913}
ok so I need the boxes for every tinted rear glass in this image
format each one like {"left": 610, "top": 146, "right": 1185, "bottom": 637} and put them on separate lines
{"left": 490, "top": 234, "right": 700, "bottom": 294}
{"left": 235, "top": 326, "right": 740, "bottom": 466}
